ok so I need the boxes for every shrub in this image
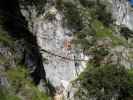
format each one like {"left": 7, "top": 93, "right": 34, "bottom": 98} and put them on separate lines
{"left": 6, "top": 66, "right": 51, "bottom": 100}
{"left": 0, "top": 88, "right": 20, "bottom": 100}
{"left": 63, "top": 2, "right": 83, "bottom": 31}
{"left": 75, "top": 64, "right": 133, "bottom": 100}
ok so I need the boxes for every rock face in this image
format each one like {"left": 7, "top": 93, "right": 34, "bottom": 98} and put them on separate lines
{"left": 20, "top": 2, "right": 88, "bottom": 96}
{"left": 19, "top": 0, "right": 133, "bottom": 99}
{"left": 1, "top": 0, "right": 133, "bottom": 99}
{"left": 0, "top": 0, "right": 47, "bottom": 86}
{"left": 112, "top": 0, "right": 133, "bottom": 30}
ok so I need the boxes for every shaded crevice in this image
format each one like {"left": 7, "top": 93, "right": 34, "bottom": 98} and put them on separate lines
{"left": 0, "top": 0, "right": 46, "bottom": 85}
{"left": 120, "top": 27, "right": 133, "bottom": 40}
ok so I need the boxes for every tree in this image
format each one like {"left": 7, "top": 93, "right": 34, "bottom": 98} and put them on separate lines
{"left": 75, "top": 64, "right": 133, "bottom": 100}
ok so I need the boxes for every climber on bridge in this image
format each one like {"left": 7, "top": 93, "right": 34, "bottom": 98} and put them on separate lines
{"left": 128, "top": 0, "right": 133, "bottom": 6}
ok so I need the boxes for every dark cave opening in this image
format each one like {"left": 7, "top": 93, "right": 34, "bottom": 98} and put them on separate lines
{"left": 0, "top": 0, "right": 46, "bottom": 85}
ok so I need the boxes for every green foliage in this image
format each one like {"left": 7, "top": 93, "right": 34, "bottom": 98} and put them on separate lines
{"left": 5, "top": 66, "right": 51, "bottom": 100}
{"left": 92, "top": 20, "right": 112, "bottom": 38}
{"left": 61, "top": 0, "right": 120, "bottom": 51}
{"left": 92, "top": 20, "right": 127, "bottom": 46}
{"left": 111, "top": 35, "right": 127, "bottom": 46}
{"left": 63, "top": 1, "right": 83, "bottom": 30}
{"left": 31, "top": 85, "right": 50, "bottom": 100}
{"left": 94, "top": 3, "right": 113, "bottom": 27}
{"left": 89, "top": 46, "right": 109, "bottom": 67}
{"left": 63, "top": 4, "right": 129, "bottom": 92}
{"left": 79, "top": 0, "right": 96, "bottom": 8}
{"left": 0, "top": 55, "right": 8, "bottom": 65}
{"left": 0, "top": 88, "right": 21, "bottom": 100}
{"left": 7, "top": 66, "right": 28, "bottom": 93}
{"left": 20, "top": 0, "right": 47, "bottom": 15}
{"left": 0, "top": 32, "right": 14, "bottom": 47}
{"left": 76, "top": 64, "right": 133, "bottom": 100}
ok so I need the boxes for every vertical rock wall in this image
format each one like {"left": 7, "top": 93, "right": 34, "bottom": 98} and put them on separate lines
{"left": 112, "top": 0, "right": 133, "bottom": 30}
{"left": 20, "top": 3, "right": 88, "bottom": 97}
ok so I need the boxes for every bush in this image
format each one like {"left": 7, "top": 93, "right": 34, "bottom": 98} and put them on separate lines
{"left": 79, "top": 0, "right": 96, "bottom": 8}
{"left": 0, "top": 88, "right": 20, "bottom": 100}
{"left": 0, "top": 32, "right": 14, "bottom": 47}
{"left": 63, "top": 2, "right": 83, "bottom": 31}
{"left": 5, "top": 66, "right": 51, "bottom": 100}
{"left": 75, "top": 64, "right": 133, "bottom": 100}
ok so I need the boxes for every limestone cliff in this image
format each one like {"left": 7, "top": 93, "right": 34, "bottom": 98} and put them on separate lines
{"left": 1, "top": 0, "right": 133, "bottom": 100}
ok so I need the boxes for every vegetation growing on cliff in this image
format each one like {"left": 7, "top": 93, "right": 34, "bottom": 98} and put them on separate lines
{"left": 0, "top": 67, "right": 50, "bottom": 100}
{"left": 75, "top": 64, "right": 133, "bottom": 100}
{"left": 0, "top": 0, "right": 51, "bottom": 98}
{"left": 1, "top": 0, "right": 133, "bottom": 100}
{"left": 0, "top": 27, "right": 51, "bottom": 100}
{"left": 56, "top": 0, "right": 133, "bottom": 99}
